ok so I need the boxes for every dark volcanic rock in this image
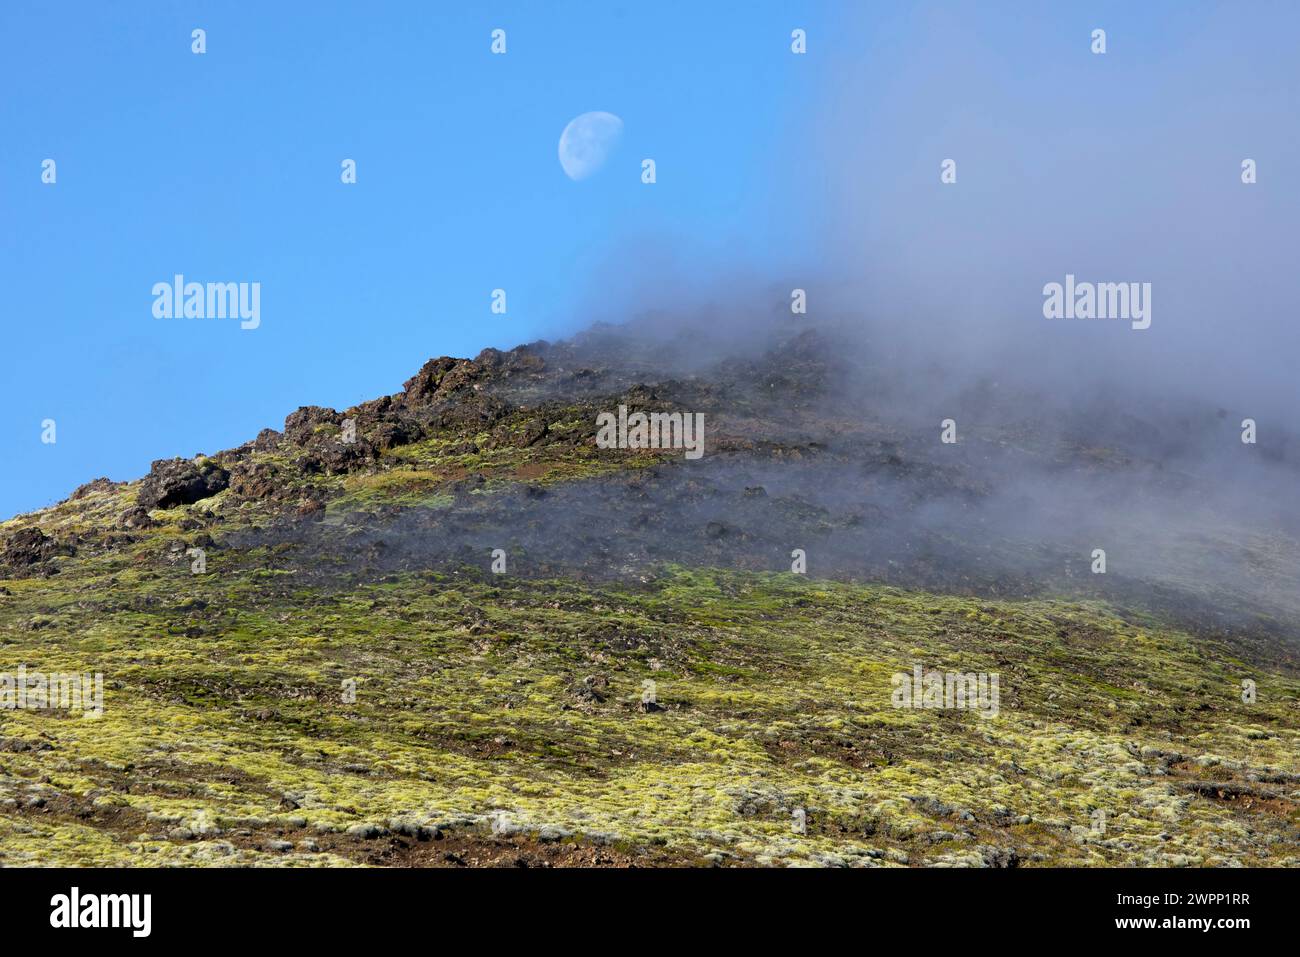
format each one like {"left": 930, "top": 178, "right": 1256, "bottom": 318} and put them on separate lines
{"left": 117, "top": 505, "right": 157, "bottom": 529}
{"left": 369, "top": 420, "right": 419, "bottom": 451}
{"left": 279, "top": 404, "right": 393, "bottom": 475}
{"left": 68, "top": 477, "right": 120, "bottom": 501}
{"left": 229, "top": 461, "right": 282, "bottom": 501}
{"left": 253, "top": 428, "right": 283, "bottom": 452}
{"left": 402, "top": 357, "right": 462, "bottom": 405}
{"left": 284, "top": 406, "right": 341, "bottom": 446}
{"left": 137, "top": 458, "right": 230, "bottom": 509}
{"left": 484, "top": 415, "right": 548, "bottom": 450}
{"left": 514, "top": 417, "right": 548, "bottom": 448}
{"left": 310, "top": 438, "right": 376, "bottom": 475}
{"left": 475, "top": 345, "right": 547, "bottom": 378}
{"left": 424, "top": 393, "right": 511, "bottom": 437}
{"left": 1, "top": 527, "right": 75, "bottom": 570}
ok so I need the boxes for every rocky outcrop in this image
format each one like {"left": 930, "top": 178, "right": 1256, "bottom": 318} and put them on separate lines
{"left": 402, "top": 357, "right": 469, "bottom": 405}
{"left": 137, "top": 458, "right": 230, "bottom": 509}
{"left": 228, "top": 461, "right": 282, "bottom": 501}
{"left": 0, "top": 527, "right": 75, "bottom": 572}
{"left": 68, "top": 477, "right": 121, "bottom": 501}
{"left": 283, "top": 406, "right": 342, "bottom": 445}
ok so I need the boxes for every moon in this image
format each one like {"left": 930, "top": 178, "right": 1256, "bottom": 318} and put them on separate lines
{"left": 558, "top": 111, "right": 624, "bottom": 181}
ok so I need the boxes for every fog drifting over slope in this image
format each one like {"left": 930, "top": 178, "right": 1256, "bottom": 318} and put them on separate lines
{"left": 497, "top": 4, "right": 1300, "bottom": 652}
{"left": 574, "top": 3, "right": 1298, "bottom": 413}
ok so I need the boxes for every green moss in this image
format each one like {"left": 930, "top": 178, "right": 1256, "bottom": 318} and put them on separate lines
{"left": 2, "top": 554, "right": 1298, "bottom": 867}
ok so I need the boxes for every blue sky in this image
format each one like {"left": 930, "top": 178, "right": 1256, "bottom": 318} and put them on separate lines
{"left": 2, "top": 2, "right": 1297, "bottom": 518}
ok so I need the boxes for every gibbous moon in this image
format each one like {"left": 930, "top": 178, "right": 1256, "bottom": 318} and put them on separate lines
{"left": 558, "top": 111, "right": 624, "bottom": 181}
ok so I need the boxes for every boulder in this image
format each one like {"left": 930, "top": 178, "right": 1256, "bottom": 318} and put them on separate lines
{"left": 137, "top": 458, "right": 230, "bottom": 509}
{"left": 283, "top": 406, "right": 341, "bottom": 446}
{"left": 116, "top": 506, "right": 157, "bottom": 530}
{"left": 1, "top": 527, "right": 76, "bottom": 569}
{"left": 402, "top": 357, "right": 462, "bottom": 406}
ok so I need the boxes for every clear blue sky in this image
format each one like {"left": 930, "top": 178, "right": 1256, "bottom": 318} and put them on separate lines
{"left": 2, "top": 2, "right": 1296, "bottom": 518}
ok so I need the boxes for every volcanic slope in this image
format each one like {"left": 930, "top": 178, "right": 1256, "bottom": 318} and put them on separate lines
{"left": 2, "top": 327, "right": 1298, "bottom": 866}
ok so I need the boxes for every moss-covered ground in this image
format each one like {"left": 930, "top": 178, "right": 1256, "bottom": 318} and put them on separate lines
{"left": 3, "top": 537, "right": 1297, "bottom": 866}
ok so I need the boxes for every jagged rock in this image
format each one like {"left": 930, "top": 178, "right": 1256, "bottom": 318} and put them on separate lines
{"left": 228, "top": 461, "right": 281, "bottom": 500}
{"left": 252, "top": 428, "right": 283, "bottom": 452}
{"left": 311, "top": 438, "right": 375, "bottom": 475}
{"left": 432, "top": 395, "right": 511, "bottom": 433}
{"left": 68, "top": 477, "right": 120, "bottom": 501}
{"left": 344, "top": 395, "right": 421, "bottom": 451}
{"left": 473, "top": 344, "right": 548, "bottom": 379}
{"left": 354, "top": 394, "right": 394, "bottom": 416}
{"left": 402, "top": 357, "right": 462, "bottom": 405}
{"left": 137, "top": 458, "right": 230, "bottom": 509}
{"left": 1, "top": 527, "right": 75, "bottom": 570}
{"left": 279, "top": 405, "right": 383, "bottom": 474}
{"left": 369, "top": 419, "right": 420, "bottom": 451}
{"left": 283, "top": 406, "right": 341, "bottom": 446}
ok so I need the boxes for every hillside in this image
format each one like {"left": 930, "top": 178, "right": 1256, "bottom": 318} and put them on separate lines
{"left": 2, "top": 328, "right": 1298, "bottom": 867}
